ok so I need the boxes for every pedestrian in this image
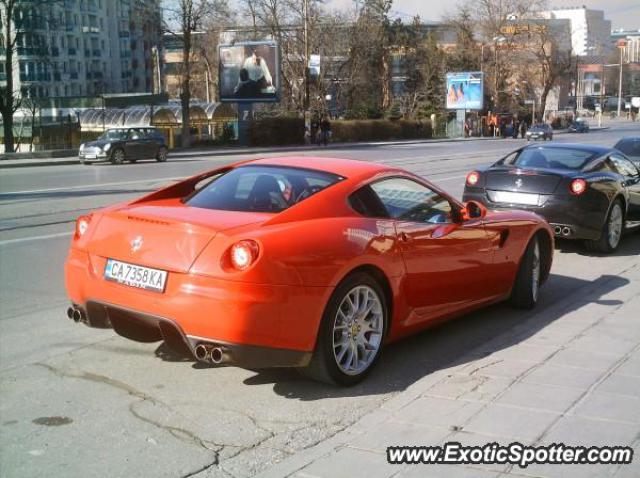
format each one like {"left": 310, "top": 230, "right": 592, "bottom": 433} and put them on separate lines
{"left": 319, "top": 116, "right": 331, "bottom": 146}
{"left": 520, "top": 121, "right": 527, "bottom": 139}
{"left": 512, "top": 120, "right": 519, "bottom": 139}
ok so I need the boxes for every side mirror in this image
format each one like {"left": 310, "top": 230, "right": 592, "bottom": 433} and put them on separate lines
{"left": 460, "top": 200, "right": 487, "bottom": 221}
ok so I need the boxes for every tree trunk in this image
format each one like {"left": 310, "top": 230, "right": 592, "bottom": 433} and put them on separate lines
{"left": 180, "top": 28, "right": 192, "bottom": 148}
{"left": 539, "top": 83, "right": 552, "bottom": 123}
{"left": 2, "top": 2, "right": 16, "bottom": 153}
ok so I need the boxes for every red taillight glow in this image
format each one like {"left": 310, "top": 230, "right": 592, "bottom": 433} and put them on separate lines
{"left": 466, "top": 171, "right": 480, "bottom": 186}
{"left": 230, "top": 240, "right": 260, "bottom": 271}
{"left": 74, "top": 214, "right": 93, "bottom": 239}
{"left": 569, "top": 179, "right": 587, "bottom": 195}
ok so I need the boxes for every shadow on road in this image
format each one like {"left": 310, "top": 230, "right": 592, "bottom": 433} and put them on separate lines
{"left": 555, "top": 230, "right": 640, "bottom": 257}
{"left": 153, "top": 268, "right": 629, "bottom": 400}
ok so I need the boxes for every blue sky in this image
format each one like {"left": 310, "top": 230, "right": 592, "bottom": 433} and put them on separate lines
{"left": 326, "top": 0, "right": 639, "bottom": 30}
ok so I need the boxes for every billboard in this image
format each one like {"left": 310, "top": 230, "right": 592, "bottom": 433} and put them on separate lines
{"left": 219, "top": 41, "right": 280, "bottom": 103}
{"left": 446, "top": 72, "right": 483, "bottom": 110}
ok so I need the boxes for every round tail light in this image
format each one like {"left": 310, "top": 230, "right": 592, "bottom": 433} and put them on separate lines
{"left": 230, "top": 240, "right": 260, "bottom": 271}
{"left": 75, "top": 214, "right": 93, "bottom": 239}
{"left": 569, "top": 178, "right": 587, "bottom": 195}
{"left": 466, "top": 171, "right": 480, "bottom": 186}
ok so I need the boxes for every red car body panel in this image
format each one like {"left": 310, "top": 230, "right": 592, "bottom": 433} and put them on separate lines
{"left": 65, "top": 157, "right": 553, "bottom": 365}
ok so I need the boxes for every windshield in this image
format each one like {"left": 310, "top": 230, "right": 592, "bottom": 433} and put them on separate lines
{"left": 186, "top": 165, "right": 342, "bottom": 213}
{"left": 99, "top": 130, "right": 128, "bottom": 141}
{"left": 615, "top": 139, "right": 640, "bottom": 158}
{"left": 503, "top": 147, "right": 598, "bottom": 170}
{"left": 531, "top": 124, "right": 547, "bottom": 131}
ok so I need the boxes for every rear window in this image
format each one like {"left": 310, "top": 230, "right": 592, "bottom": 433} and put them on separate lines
{"left": 503, "top": 147, "right": 597, "bottom": 170}
{"left": 614, "top": 139, "right": 640, "bottom": 158}
{"left": 186, "top": 165, "right": 342, "bottom": 213}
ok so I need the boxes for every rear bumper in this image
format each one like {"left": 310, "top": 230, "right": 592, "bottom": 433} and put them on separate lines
{"left": 65, "top": 248, "right": 329, "bottom": 366}
{"left": 66, "top": 301, "right": 311, "bottom": 368}
{"left": 463, "top": 188, "right": 606, "bottom": 240}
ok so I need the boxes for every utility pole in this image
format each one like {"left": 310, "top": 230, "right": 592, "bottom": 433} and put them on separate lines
{"left": 617, "top": 39, "right": 626, "bottom": 118}
{"left": 303, "top": 0, "right": 310, "bottom": 112}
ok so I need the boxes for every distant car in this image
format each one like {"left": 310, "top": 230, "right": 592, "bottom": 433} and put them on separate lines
{"left": 614, "top": 137, "right": 640, "bottom": 168}
{"left": 463, "top": 144, "right": 640, "bottom": 253}
{"left": 568, "top": 120, "right": 590, "bottom": 133}
{"left": 526, "top": 124, "right": 553, "bottom": 141}
{"left": 64, "top": 157, "right": 553, "bottom": 385}
{"left": 79, "top": 127, "right": 168, "bottom": 165}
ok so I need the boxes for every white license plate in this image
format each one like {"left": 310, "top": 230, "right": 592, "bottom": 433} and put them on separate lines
{"left": 104, "top": 259, "right": 167, "bottom": 293}
{"left": 491, "top": 190, "right": 540, "bottom": 206}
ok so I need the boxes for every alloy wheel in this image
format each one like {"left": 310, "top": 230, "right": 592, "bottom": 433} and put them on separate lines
{"left": 608, "top": 203, "right": 623, "bottom": 249}
{"left": 531, "top": 239, "right": 540, "bottom": 302}
{"left": 332, "top": 285, "right": 384, "bottom": 376}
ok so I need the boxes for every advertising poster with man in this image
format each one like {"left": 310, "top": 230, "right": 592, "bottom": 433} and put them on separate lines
{"left": 446, "top": 72, "right": 484, "bottom": 110}
{"left": 219, "top": 41, "right": 280, "bottom": 102}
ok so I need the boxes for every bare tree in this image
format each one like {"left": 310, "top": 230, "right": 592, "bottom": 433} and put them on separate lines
{"left": 163, "top": 0, "right": 231, "bottom": 147}
{"left": 1, "top": 0, "right": 62, "bottom": 152}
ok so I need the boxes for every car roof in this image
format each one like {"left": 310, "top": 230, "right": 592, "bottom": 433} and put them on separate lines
{"left": 244, "top": 156, "right": 397, "bottom": 178}
{"left": 522, "top": 143, "right": 612, "bottom": 155}
{"left": 615, "top": 137, "right": 640, "bottom": 143}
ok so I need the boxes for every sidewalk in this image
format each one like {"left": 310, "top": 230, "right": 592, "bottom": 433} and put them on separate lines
{"left": 256, "top": 262, "right": 640, "bottom": 478}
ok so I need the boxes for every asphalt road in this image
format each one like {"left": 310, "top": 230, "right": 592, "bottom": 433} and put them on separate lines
{"left": 1, "top": 122, "right": 639, "bottom": 478}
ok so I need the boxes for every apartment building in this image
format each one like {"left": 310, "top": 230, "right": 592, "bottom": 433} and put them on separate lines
{"left": 540, "top": 6, "right": 612, "bottom": 56}
{"left": 0, "top": 0, "right": 161, "bottom": 98}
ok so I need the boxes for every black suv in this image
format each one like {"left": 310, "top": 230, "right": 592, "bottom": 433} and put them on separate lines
{"left": 79, "top": 127, "right": 169, "bottom": 165}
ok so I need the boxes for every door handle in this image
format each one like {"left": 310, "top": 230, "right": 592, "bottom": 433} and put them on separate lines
{"left": 399, "top": 232, "right": 411, "bottom": 242}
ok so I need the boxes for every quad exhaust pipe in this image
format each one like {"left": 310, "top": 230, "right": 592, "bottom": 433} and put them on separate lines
{"left": 66, "top": 305, "right": 86, "bottom": 324}
{"left": 194, "top": 343, "right": 225, "bottom": 364}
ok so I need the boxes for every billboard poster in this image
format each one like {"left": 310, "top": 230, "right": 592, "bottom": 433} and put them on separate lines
{"left": 446, "top": 72, "right": 484, "bottom": 110}
{"left": 219, "top": 41, "right": 280, "bottom": 102}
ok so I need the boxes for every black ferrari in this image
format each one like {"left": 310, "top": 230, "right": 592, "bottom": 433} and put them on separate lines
{"left": 463, "top": 144, "right": 640, "bottom": 253}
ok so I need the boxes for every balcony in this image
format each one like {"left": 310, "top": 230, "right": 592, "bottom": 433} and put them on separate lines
{"left": 16, "top": 46, "right": 48, "bottom": 57}
{"left": 82, "top": 26, "right": 100, "bottom": 34}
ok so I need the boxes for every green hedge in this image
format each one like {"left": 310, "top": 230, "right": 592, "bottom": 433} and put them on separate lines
{"left": 247, "top": 118, "right": 433, "bottom": 146}
{"left": 248, "top": 117, "right": 305, "bottom": 147}
{"left": 331, "top": 120, "right": 432, "bottom": 143}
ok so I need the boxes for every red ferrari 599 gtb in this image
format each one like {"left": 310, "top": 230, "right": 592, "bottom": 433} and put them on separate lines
{"left": 65, "top": 157, "right": 553, "bottom": 385}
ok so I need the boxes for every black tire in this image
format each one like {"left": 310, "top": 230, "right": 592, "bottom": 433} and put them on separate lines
{"left": 156, "top": 146, "right": 168, "bottom": 162}
{"left": 110, "top": 148, "right": 125, "bottom": 165}
{"left": 300, "top": 272, "right": 388, "bottom": 386}
{"left": 510, "top": 235, "right": 542, "bottom": 309}
{"left": 584, "top": 199, "right": 624, "bottom": 254}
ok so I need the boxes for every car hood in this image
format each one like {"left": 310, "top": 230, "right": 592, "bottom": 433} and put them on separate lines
{"left": 83, "top": 139, "right": 111, "bottom": 149}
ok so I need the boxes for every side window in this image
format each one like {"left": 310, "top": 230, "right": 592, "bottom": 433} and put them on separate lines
{"left": 590, "top": 159, "right": 616, "bottom": 173}
{"left": 349, "top": 186, "right": 388, "bottom": 218}
{"left": 610, "top": 154, "right": 640, "bottom": 178}
{"left": 370, "top": 178, "right": 453, "bottom": 224}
